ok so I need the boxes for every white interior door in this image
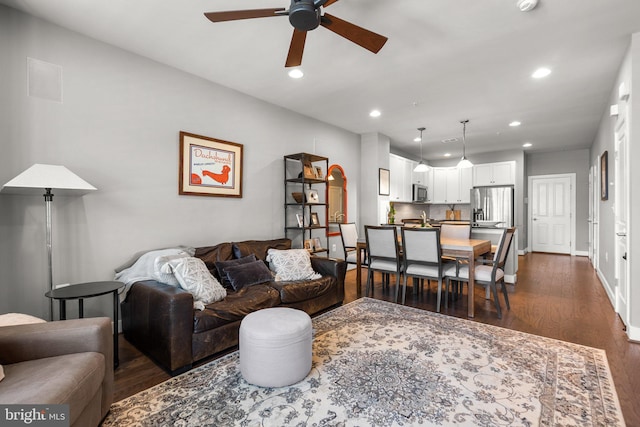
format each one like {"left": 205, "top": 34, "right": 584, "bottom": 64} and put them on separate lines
{"left": 614, "top": 115, "right": 629, "bottom": 326}
{"left": 529, "top": 175, "right": 573, "bottom": 254}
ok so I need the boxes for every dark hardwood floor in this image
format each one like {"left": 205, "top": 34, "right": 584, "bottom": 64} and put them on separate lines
{"left": 115, "top": 253, "right": 640, "bottom": 425}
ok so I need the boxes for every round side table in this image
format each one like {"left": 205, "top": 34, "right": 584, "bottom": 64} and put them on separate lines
{"left": 45, "top": 281, "right": 124, "bottom": 368}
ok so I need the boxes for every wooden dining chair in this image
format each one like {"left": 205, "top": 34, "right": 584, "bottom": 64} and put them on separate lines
{"left": 443, "top": 227, "right": 515, "bottom": 319}
{"left": 400, "top": 227, "right": 450, "bottom": 310}
{"left": 339, "top": 222, "right": 367, "bottom": 267}
{"left": 364, "top": 225, "right": 403, "bottom": 302}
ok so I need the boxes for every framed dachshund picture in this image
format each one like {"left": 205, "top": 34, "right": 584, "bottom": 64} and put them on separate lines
{"left": 179, "top": 131, "right": 243, "bottom": 197}
{"left": 600, "top": 150, "right": 608, "bottom": 201}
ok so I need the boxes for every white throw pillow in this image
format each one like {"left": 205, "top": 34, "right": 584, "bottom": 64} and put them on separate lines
{"left": 266, "top": 249, "right": 322, "bottom": 281}
{"left": 166, "top": 257, "right": 227, "bottom": 308}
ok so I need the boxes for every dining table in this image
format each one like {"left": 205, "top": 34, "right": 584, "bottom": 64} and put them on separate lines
{"left": 355, "top": 236, "right": 492, "bottom": 318}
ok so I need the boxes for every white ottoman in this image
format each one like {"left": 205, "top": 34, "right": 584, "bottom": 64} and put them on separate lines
{"left": 239, "top": 307, "right": 312, "bottom": 387}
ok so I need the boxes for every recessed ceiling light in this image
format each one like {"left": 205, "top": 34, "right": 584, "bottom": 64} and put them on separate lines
{"left": 509, "top": 121, "right": 521, "bottom": 127}
{"left": 288, "top": 69, "right": 304, "bottom": 79}
{"left": 517, "top": 0, "right": 539, "bottom": 12}
{"left": 441, "top": 138, "right": 458, "bottom": 144}
{"left": 414, "top": 136, "right": 421, "bottom": 142}
{"left": 523, "top": 142, "right": 533, "bottom": 148}
{"left": 532, "top": 67, "right": 551, "bottom": 79}
{"left": 444, "top": 153, "right": 451, "bottom": 157}
{"left": 369, "top": 109, "right": 381, "bottom": 118}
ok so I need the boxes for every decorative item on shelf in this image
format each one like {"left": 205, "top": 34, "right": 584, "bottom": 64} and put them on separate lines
{"left": 304, "top": 239, "right": 314, "bottom": 251}
{"left": 1, "top": 164, "right": 97, "bottom": 321}
{"left": 388, "top": 202, "right": 395, "bottom": 224}
{"left": 305, "top": 189, "right": 319, "bottom": 204}
{"left": 302, "top": 160, "right": 315, "bottom": 179}
{"left": 312, "top": 237, "right": 322, "bottom": 251}
{"left": 314, "top": 166, "right": 323, "bottom": 180}
{"left": 310, "top": 212, "right": 320, "bottom": 226}
{"left": 296, "top": 213, "right": 304, "bottom": 227}
{"left": 292, "top": 192, "right": 304, "bottom": 203}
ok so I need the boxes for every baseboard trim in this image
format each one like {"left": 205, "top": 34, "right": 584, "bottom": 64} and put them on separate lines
{"left": 596, "top": 268, "right": 615, "bottom": 307}
{"left": 627, "top": 325, "right": 640, "bottom": 342}
{"left": 574, "top": 250, "right": 589, "bottom": 257}
{"left": 505, "top": 274, "right": 517, "bottom": 284}
{"left": 518, "top": 249, "right": 526, "bottom": 256}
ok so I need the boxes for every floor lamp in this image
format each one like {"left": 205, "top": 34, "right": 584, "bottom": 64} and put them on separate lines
{"left": 1, "top": 164, "right": 97, "bottom": 320}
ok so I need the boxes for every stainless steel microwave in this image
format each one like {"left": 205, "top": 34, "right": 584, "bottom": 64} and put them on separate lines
{"left": 412, "top": 184, "right": 428, "bottom": 203}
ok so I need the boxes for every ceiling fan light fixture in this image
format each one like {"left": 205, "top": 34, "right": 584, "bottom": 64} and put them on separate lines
{"left": 457, "top": 120, "right": 473, "bottom": 168}
{"left": 517, "top": 0, "right": 539, "bottom": 12}
{"left": 288, "top": 68, "right": 304, "bottom": 78}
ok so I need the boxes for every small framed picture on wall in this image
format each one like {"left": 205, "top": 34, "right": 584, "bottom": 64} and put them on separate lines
{"left": 600, "top": 151, "right": 608, "bottom": 201}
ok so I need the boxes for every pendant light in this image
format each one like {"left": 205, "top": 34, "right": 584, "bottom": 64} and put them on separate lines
{"left": 457, "top": 120, "right": 473, "bottom": 168}
{"left": 413, "top": 127, "right": 429, "bottom": 172}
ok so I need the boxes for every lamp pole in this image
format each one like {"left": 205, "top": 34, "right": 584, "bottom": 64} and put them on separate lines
{"left": 44, "top": 188, "right": 54, "bottom": 321}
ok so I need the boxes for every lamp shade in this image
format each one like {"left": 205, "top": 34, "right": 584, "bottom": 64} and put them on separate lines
{"left": 1, "top": 164, "right": 97, "bottom": 196}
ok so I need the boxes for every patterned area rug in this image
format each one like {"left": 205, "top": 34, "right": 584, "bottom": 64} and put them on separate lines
{"left": 104, "top": 298, "right": 625, "bottom": 426}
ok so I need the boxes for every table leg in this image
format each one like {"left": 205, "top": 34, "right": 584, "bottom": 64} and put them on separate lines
{"left": 78, "top": 299, "right": 84, "bottom": 318}
{"left": 59, "top": 300, "right": 66, "bottom": 320}
{"left": 356, "top": 248, "right": 362, "bottom": 296}
{"left": 113, "top": 290, "right": 119, "bottom": 368}
{"left": 467, "top": 252, "right": 475, "bottom": 318}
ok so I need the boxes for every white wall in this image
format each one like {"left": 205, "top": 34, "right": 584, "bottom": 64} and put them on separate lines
{"left": 590, "top": 33, "right": 639, "bottom": 339}
{"left": 526, "top": 149, "right": 590, "bottom": 253}
{"left": 0, "top": 6, "right": 360, "bottom": 320}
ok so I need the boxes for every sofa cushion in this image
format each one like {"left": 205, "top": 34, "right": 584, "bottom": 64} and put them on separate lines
{"left": 0, "top": 352, "right": 105, "bottom": 426}
{"left": 224, "top": 260, "right": 274, "bottom": 291}
{"left": 266, "top": 249, "right": 322, "bottom": 281}
{"left": 232, "top": 238, "right": 291, "bottom": 262}
{"left": 269, "top": 276, "right": 335, "bottom": 304}
{"left": 194, "top": 242, "right": 236, "bottom": 278}
{"left": 214, "top": 254, "right": 257, "bottom": 288}
{"left": 194, "top": 285, "right": 281, "bottom": 333}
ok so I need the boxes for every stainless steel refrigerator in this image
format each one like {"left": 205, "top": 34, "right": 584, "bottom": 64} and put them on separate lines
{"left": 471, "top": 185, "right": 514, "bottom": 227}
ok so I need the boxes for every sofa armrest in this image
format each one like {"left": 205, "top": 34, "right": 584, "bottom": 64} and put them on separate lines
{"left": 120, "top": 280, "right": 194, "bottom": 374}
{"left": 311, "top": 257, "right": 347, "bottom": 303}
{"left": 0, "top": 317, "right": 113, "bottom": 366}
{"left": 0, "top": 317, "right": 114, "bottom": 417}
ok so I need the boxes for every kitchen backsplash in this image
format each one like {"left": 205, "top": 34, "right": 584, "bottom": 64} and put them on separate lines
{"left": 391, "top": 202, "right": 470, "bottom": 221}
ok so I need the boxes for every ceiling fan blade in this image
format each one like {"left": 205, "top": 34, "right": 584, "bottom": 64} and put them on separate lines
{"left": 285, "top": 29, "right": 307, "bottom": 68}
{"left": 321, "top": 13, "right": 388, "bottom": 54}
{"left": 204, "top": 8, "right": 286, "bottom": 23}
{"left": 323, "top": 0, "right": 340, "bottom": 7}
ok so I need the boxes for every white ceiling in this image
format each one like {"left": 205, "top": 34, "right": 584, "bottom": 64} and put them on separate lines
{"left": 3, "top": 0, "right": 640, "bottom": 161}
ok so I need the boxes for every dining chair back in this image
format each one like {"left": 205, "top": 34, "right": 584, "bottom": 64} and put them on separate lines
{"left": 440, "top": 224, "right": 471, "bottom": 240}
{"left": 444, "top": 227, "right": 516, "bottom": 319}
{"left": 364, "top": 225, "right": 403, "bottom": 301}
{"left": 338, "top": 222, "right": 366, "bottom": 266}
{"left": 401, "top": 227, "right": 448, "bottom": 309}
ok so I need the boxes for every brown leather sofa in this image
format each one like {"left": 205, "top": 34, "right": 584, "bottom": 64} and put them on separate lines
{"left": 0, "top": 318, "right": 114, "bottom": 427}
{"left": 121, "top": 238, "right": 346, "bottom": 375}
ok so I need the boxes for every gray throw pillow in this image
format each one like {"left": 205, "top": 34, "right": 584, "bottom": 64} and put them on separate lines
{"left": 224, "top": 260, "right": 274, "bottom": 291}
{"left": 215, "top": 254, "right": 257, "bottom": 288}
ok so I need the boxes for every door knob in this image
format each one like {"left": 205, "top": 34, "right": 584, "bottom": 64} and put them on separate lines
{"left": 532, "top": 218, "right": 538, "bottom": 221}
{"left": 616, "top": 232, "right": 627, "bottom": 237}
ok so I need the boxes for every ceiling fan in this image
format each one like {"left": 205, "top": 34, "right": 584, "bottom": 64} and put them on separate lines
{"left": 204, "top": 0, "right": 388, "bottom": 68}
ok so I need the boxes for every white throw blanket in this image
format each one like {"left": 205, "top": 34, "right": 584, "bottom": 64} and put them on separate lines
{"left": 115, "top": 247, "right": 194, "bottom": 303}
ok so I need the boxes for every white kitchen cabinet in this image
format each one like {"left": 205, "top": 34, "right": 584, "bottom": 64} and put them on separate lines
{"left": 412, "top": 168, "right": 433, "bottom": 202}
{"left": 389, "top": 154, "right": 413, "bottom": 202}
{"left": 431, "top": 167, "right": 472, "bottom": 203}
{"left": 473, "top": 161, "right": 515, "bottom": 186}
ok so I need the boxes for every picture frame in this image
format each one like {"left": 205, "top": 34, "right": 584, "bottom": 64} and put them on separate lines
{"left": 314, "top": 166, "right": 323, "bottom": 180}
{"left": 179, "top": 131, "right": 243, "bottom": 197}
{"left": 296, "top": 213, "right": 305, "bottom": 228}
{"left": 310, "top": 212, "right": 320, "bottom": 226}
{"left": 312, "top": 237, "right": 322, "bottom": 251}
{"left": 304, "top": 239, "right": 314, "bottom": 251}
{"left": 379, "top": 168, "right": 390, "bottom": 196}
{"left": 600, "top": 151, "right": 608, "bottom": 201}
{"left": 302, "top": 160, "right": 316, "bottom": 179}
{"left": 305, "top": 189, "right": 319, "bottom": 204}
